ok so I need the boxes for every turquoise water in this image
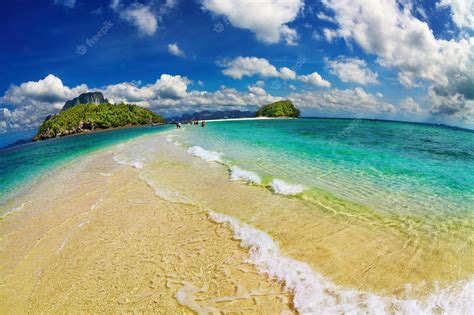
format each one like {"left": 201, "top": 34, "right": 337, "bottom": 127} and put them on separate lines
{"left": 0, "top": 125, "right": 171, "bottom": 206}
{"left": 174, "top": 119, "right": 474, "bottom": 218}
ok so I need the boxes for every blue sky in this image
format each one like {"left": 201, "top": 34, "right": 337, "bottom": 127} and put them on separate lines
{"left": 1, "top": 0, "right": 473, "bottom": 138}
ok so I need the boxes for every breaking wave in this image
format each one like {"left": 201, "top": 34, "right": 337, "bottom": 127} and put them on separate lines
{"left": 209, "top": 211, "right": 473, "bottom": 314}
{"left": 230, "top": 166, "right": 262, "bottom": 184}
{"left": 270, "top": 179, "right": 305, "bottom": 195}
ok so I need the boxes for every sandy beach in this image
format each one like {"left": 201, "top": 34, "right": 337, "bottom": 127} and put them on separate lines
{"left": 0, "top": 138, "right": 293, "bottom": 313}
{"left": 1, "top": 128, "right": 472, "bottom": 313}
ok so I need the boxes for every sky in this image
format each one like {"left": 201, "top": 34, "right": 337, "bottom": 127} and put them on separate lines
{"left": 1, "top": 0, "right": 473, "bottom": 139}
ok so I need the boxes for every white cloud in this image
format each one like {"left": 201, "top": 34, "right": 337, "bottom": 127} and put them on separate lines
{"left": 317, "top": 12, "right": 335, "bottom": 23}
{"left": 288, "top": 87, "right": 395, "bottom": 116}
{"left": 323, "top": 28, "right": 337, "bottom": 42}
{"left": 399, "top": 97, "right": 423, "bottom": 114}
{"left": 248, "top": 84, "right": 267, "bottom": 97}
{"left": 436, "top": 0, "right": 474, "bottom": 29}
{"left": 428, "top": 88, "right": 474, "bottom": 121}
{"left": 279, "top": 25, "right": 298, "bottom": 45}
{"left": 279, "top": 67, "right": 297, "bottom": 80}
{"left": 327, "top": 57, "right": 378, "bottom": 85}
{"left": 298, "top": 72, "right": 331, "bottom": 88}
{"left": 2, "top": 74, "right": 87, "bottom": 108}
{"left": 103, "top": 74, "right": 191, "bottom": 103}
{"left": 201, "top": 0, "right": 304, "bottom": 44}
{"left": 398, "top": 71, "right": 421, "bottom": 88}
{"left": 168, "top": 43, "right": 186, "bottom": 58}
{"left": 120, "top": 3, "right": 157, "bottom": 36}
{"left": 221, "top": 57, "right": 280, "bottom": 79}
{"left": 0, "top": 74, "right": 88, "bottom": 132}
{"left": 321, "top": 0, "right": 474, "bottom": 119}
{"left": 221, "top": 56, "right": 331, "bottom": 87}
{"left": 3, "top": 74, "right": 468, "bottom": 135}
{"left": 54, "top": 0, "right": 76, "bottom": 8}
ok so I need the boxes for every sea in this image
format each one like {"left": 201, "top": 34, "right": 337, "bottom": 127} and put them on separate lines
{"left": 1, "top": 118, "right": 473, "bottom": 313}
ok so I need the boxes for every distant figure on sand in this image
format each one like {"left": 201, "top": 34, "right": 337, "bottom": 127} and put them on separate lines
{"left": 175, "top": 122, "right": 181, "bottom": 129}
{"left": 201, "top": 121, "right": 206, "bottom": 127}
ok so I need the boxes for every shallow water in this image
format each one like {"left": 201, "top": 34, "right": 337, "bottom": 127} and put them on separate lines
{"left": 1, "top": 119, "right": 473, "bottom": 313}
{"left": 0, "top": 125, "right": 171, "bottom": 213}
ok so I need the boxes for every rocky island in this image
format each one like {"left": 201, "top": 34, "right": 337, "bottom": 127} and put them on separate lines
{"left": 34, "top": 92, "right": 164, "bottom": 141}
{"left": 256, "top": 100, "right": 300, "bottom": 117}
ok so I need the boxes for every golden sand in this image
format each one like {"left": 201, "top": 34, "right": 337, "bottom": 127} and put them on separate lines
{"left": 1, "top": 132, "right": 472, "bottom": 313}
{"left": 0, "top": 149, "right": 293, "bottom": 313}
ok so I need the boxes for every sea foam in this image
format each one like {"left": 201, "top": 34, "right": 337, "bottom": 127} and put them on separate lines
{"left": 209, "top": 211, "right": 473, "bottom": 314}
{"left": 1, "top": 202, "right": 26, "bottom": 218}
{"left": 230, "top": 166, "right": 262, "bottom": 184}
{"left": 112, "top": 156, "right": 144, "bottom": 169}
{"left": 270, "top": 179, "right": 305, "bottom": 195}
{"left": 187, "top": 146, "right": 222, "bottom": 162}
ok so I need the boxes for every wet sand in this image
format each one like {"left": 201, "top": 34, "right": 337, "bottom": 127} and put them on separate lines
{"left": 1, "top": 131, "right": 472, "bottom": 313}
{"left": 0, "top": 148, "right": 293, "bottom": 313}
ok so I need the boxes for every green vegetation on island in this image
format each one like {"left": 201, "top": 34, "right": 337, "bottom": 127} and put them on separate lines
{"left": 34, "top": 103, "right": 164, "bottom": 141}
{"left": 256, "top": 100, "right": 300, "bottom": 118}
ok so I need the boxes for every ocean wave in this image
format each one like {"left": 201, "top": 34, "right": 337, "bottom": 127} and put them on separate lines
{"left": 270, "top": 179, "right": 305, "bottom": 195}
{"left": 187, "top": 146, "right": 222, "bottom": 162}
{"left": 112, "top": 156, "right": 144, "bottom": 169}
{"left": 230, "top": 166, "right": 262, "bottom": 184}
{"left": 1, "top": 202, "right": 26, "bottom": 218}
{"left": 209, "top": 211, "right": 473, "bottom": 314}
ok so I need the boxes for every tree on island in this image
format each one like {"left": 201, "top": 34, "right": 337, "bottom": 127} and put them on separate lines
{"left": 34, "top": 103, "right": 164, "bottom": 141}
{"left": 256, "top": 100, "right": 300, "bottom": 118}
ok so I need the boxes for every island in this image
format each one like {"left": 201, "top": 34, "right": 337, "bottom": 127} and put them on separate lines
{"left": 256, "top": 100, "right": 300, "bottom": 117}
{"left": 34, "top": 93, "right": 164, "bottom": 141}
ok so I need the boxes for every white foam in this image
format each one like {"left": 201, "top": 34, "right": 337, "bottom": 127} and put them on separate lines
{"left": 187, "top": 146, "right": 222, "bottom": 162}
{"left": 112, "top": 156, "right": 144, "bottom": 169}
{"left": 209, "top": 211, "right": 473, "bottom": 314}
{"left": 271, "top": 179, "right": 305, "bottom": 195}
{"left": 1, "top": 202, "right": 26, "bottom": 218}
{"left": 230, "top": 166, "right": 262, "bottom": 184}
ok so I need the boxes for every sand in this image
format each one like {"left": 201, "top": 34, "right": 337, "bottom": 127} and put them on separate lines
{"left": 0, "top": 147, "right": 293, "bottom": 313}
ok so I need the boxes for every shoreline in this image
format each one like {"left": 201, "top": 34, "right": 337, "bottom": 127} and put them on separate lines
{"left": 0, "top": 136, "right": 293, "bottom": 313}
{"left": 205, "top": 116, "right": 296, "bottom": 123}
{"left": 1, "top": 127, "right": 471, "bottom": 313}
{"left": 32, "top": 123, "right": 166, "bottom": 143}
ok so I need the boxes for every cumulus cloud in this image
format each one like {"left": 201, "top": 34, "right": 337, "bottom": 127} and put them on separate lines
{"left": 103, "top": 74, "right": 191, "bottom": 103}
{"left": 279, "top": 67, "right": 297, "bottom": 80}
{"left": 298, "top": 72, "right": 331, "bottom": 88}
{"left": 220, "top": 57, "right": 280, "bottom": 79}
{"left": 0, "top": 74, "right": 88, "bottom": 133}
{"left": 436, "top": 0, "right": 474, "bottom": 29}
{"left": 428, "top": 87, "right": 474, "bottom": 121}
{"left": 289, "top": 87, "right": 395, "bottom": 116}
{"left": 2, "top": 73, "right": 465, "bottom": 134}
{"left": 327, "top": 57, "right": 378, "bottom": 85}
{"left": 168, "top": 42, "right": 185, "bottom": 58}
{"left": 220, "top": 56, "right": 331, "bottom": 87}
{"left": 120, "top": 3, "right": 158, "bottom": 36}
{"left": 399, "top": 97, "right": 423, "bottom": 114}
{"left": 321, "top": 0, "right": 474, "bottom": 120}
{"left": 2, "top": 74, "right": 87, "bottom": 108}
{"left": 201, "top": 0, "right": 304, "bottom": 44}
